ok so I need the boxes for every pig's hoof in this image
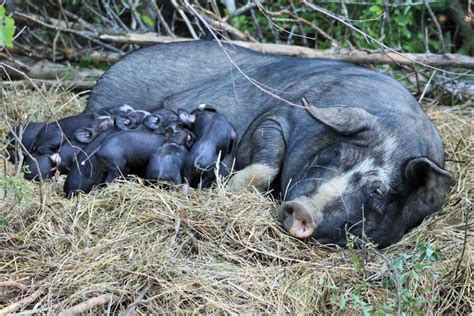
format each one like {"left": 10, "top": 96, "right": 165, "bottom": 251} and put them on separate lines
{"left": 227, "top": 163, "right": 278, "bottom": 192}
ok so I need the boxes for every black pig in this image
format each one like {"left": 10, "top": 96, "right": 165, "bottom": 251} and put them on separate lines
{"left": 6, "top": 122, "right": 45, "bottom": 164}
{"left": 95, "top": 130, "right": 168, "bottom": 183}
{"left": 182, "top": 104, "right": 236, "bottom": 188}
{"left": 24, "top": 117, "right": 115, "bottom": 181}
{"left": 145, "top": 128, "right": 195, "bottom": 184}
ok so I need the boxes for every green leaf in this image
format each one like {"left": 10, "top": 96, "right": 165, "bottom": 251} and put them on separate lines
{"left": 368, "top": 5, "right": 383, "bottom": 16}
{"left": 141, "top": 14, "right": 155, "bottom": 27}
{"left": 0, "top": 5, "right": 16, "bottom": 48}
{"left": 351, "top": 252, "right": 365, "bottom": 273}
{"left": 339, "top": 294, "right": 346, "bottom": 311}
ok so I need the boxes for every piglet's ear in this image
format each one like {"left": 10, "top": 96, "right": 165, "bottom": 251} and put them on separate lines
{"left": 403, "top": 157, "right": 454, "bottom": 225}
{"left": 228, "top": 129, "right": 238, "bottom": 153}
{"left": 197, "top": 103, "right": 217, "bottom": 112}
{"left": 302, "top": 98, "right": 377, "bottom": 135}
{"left": 115, "top": 114, "right": 133, "bottom": 130}
{"left": 142, "top": 115, "right": 161, "bottom": 130}
{"left": 178, "top": 109, "right": 196, "bottom": 125}
{"left": 74, "top": 127, "right": 96, "bottom": 143}
{"left": 97, "top": 119, "right": 114, "bottom": 131}
{"left": 164, "top": 127, "right": 174, "bottom": 139}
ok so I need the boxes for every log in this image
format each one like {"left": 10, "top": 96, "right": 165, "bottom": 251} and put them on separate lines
{"left": 98, "top": 33, "right": 474, "bottom": 69}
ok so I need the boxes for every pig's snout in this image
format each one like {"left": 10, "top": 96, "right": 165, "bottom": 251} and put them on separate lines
{"left": 278, "top": 201, "right": 316, "bottom": 239}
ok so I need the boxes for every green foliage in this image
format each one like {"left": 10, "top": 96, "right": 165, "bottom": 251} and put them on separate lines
{"left": 0, "top": 5, "right": 15, "bottom": 48}
{"left": 141, "top": 13, "right": 155, "bottom": 28}
{"left": 342, "top": 235, "right": 443, "bottom": 315}
{"left": 79, "top": 56, "right": 110, "bottom": 70}
{"left": 0, "top": 174, "right": 31, "bottom": 203}
{"left": 231, "top": 1, "right": 452, "bottom": 53}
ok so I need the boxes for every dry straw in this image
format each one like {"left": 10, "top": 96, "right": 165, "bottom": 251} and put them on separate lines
{"left": 0, "top": 86, "right": 472, "bottom": 314}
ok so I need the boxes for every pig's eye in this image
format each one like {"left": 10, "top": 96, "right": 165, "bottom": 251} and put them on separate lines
{"left": 363, "top": 181, "right": 387, "bottom": 214}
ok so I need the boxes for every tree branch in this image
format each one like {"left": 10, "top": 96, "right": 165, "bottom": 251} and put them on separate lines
{"left": 96, "top": 33, "right": 474, "bottom": 69}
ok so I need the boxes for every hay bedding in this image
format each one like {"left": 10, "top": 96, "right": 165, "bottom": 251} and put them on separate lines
{"left": 0, "top": 87, "right": 472, "bottom": 314}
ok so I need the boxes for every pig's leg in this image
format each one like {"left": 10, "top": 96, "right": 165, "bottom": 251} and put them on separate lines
{"left": 228, "top": 119, "right": 286, "bottom": 192}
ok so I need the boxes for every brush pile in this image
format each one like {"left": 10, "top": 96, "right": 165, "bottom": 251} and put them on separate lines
{"left": 0, "top": 87, "right": 472, "bottom": 314}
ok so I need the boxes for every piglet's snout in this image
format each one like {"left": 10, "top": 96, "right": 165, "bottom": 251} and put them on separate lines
{"left": 193, "top": 153, "right": 217, "bottom": 171}
{"left": 49, "top": 153, "right": 62, "bottom": 165}
{"left": 278, "top": 201, "right": 315, "bottom": 239}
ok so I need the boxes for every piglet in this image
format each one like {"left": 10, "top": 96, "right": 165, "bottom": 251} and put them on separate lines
{"left": 145, "top": 128, "right": 195, "bottom": 184}
{"left": 182, "top": 104, "right": 237, "bottom": 188}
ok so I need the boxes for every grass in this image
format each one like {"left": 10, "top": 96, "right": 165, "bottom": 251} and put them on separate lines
{"left": 0, "top": 86, "right": 472, "bottom": 314}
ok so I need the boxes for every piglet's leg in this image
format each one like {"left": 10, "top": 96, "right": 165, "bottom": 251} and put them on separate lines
{"left": 228, "top": 119, "right": 286, "bottom": 192}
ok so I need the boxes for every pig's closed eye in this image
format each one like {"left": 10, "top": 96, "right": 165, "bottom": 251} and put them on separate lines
{"left": 364, "top": 183, "right": 387, "bottom": 214}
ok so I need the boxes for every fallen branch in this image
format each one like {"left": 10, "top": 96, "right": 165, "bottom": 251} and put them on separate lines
{"left": 0, "top": 79, "right": 96, "bottom": 90}
{"left": 1, "top": 56, "right": 103, "bottom": 81}
{"left": 0, "top": 281, "right": 28, "bottom": 291}
{"left": 97, "top": 33, "right": 474, "bottom": 69}
{"left": 14, "top": 10, "right": 473, "bottom": 69}
{"left": 58, "top": 294, "right": 119, "bottom": 316}
{"left": 0, "top": 287, "right": 45, "bottom": 315}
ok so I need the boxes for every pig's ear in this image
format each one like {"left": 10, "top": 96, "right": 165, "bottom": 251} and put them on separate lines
{"left": 403, "top": 157, "right": 454, "bottom": 224}
{"left": 302, "top": 98, "right": 377, "bottom": 135}
{"left": 405, "top": 157, "right": 454, "bottom": 190}
{"left": 74, "top": 127, "right": 96, "bottom": 143}
{"left": 178, "top": 109, "right": 196, "bottom": 125}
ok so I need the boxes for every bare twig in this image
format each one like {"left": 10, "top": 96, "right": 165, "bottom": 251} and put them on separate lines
{"left": 122, "top": 283, "right": 151, "bottom": 316}
{"left": 58, "top": 294, "right": 119, "bottom": 316}
{"left": 250, "top": 8, "right": 264, "bottom": 43}
{"left": 0, "top": 287, "right": 45, "bottom": 314}
{"left": 256, "top": 3, "right": 338, "bottom": 47}
{"left": 302, "top": 2, "right": 470, "bottom": 75}
{"left": 205, "top": 16, "right": 257, "bottom": 42}
{"left": 223, "top": 1, "right": 265, "bottom": 22}
{"left": 171, "top": 0, "right": 199, "bottom": 39}
{"left": 423, "top": 0, "right": 446, "bottom": 53}
{"left": 129, "top": 0, "right": 148, "bottom": 31}
{"left": 150, "top": 1, "right": 175, "bottom": 37}
{"left": 454, "top": 205, "right": 470, "bottom": 279}
{"left": 101, "top": 0, "right": 130, "bottom": 32}
{"left": 14, "top": 12, "right": 124, "bottom": 54}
